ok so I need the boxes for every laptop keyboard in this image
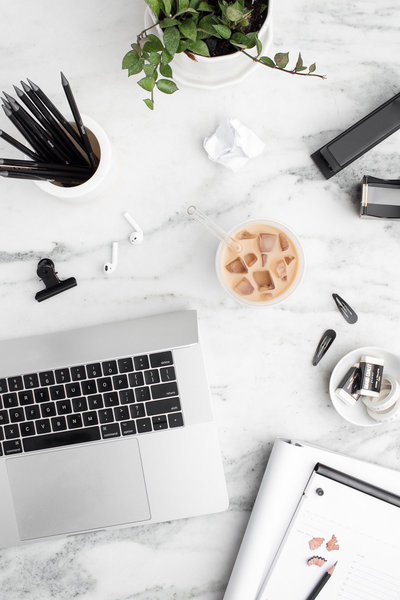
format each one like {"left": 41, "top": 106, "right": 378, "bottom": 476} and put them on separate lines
{"left": 0, "top": 350, "right": 184, "bottom": 456}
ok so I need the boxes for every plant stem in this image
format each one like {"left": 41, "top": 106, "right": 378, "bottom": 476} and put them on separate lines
{"left": 137, "top": 21, "right": 159, "bottom": 42}
{"left": 240, "top": 49, "right": 326, "bottom": 79}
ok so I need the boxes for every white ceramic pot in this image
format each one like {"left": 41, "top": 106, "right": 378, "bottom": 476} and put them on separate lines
{"left": 34, "top": 115, "right": 112, "bottom": 203}
{"left": 143, "top": 2, "right": 273, "bottom": 90}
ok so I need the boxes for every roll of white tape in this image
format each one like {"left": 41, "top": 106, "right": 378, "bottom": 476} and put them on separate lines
{"left": 367, "top": 396, "right": 400, "bottom": 423}
{"left": 362, "top": 374, "right": 400, "bottom": 413}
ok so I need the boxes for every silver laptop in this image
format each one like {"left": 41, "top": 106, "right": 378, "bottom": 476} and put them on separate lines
{"left": 0, "top": 310, "right": 228, "bottom": 548}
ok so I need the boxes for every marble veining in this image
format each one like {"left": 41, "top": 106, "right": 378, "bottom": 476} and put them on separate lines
{"left": 1, "top": 0, "right": 400, "bottom": 598}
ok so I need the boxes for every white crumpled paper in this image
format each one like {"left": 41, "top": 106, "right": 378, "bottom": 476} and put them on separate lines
{"left": 203, "top": 118, "right": 265, "bottom": 171}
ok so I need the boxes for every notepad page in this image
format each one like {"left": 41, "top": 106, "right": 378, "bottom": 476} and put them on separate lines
{"left": 258, "top": 472, "right": 400, "bottom": 600}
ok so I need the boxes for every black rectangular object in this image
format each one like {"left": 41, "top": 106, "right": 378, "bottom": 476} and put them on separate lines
{"left": 22, "top": 426, "right": 101, "bottom": 452}
{"left": 361, "top": 175, "right": 400, "bottom": 219}
{"left": 311, "top": 92, "right": 400, "bottom": 178}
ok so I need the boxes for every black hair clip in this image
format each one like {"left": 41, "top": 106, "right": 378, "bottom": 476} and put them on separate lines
{"left": 332, "top": 293, "right": 358, "bottom": 324}
{"left": 35, "top": 258, "right": 77, "bottom": 302}
{"left": 312, "top": 329, "right": 336, "bottom": 366}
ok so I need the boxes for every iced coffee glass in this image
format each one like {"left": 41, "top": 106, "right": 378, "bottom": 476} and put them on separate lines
{"left": 215, "top": 219, "right": 305, "bottom": 307}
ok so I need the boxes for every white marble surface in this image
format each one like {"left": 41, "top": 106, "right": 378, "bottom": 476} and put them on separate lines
{"left": 1, "top": 0, "right": 400, "bottom": 598}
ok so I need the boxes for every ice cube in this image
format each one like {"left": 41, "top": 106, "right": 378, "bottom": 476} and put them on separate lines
{"left": 258, "top": 233, "right": 277, "bottom": 253}
{"left": 279, "top": 233, "right": 289, "bottom": 251}
{"left": 275, "top": 259, "right": 287, "bottom": 280}
{"left": 237, "top": 230, "right": 257, "bottom": 240}
{"left": 244, "top": 253, "right": 257, "bottom": 267}
{"left": 225, "top": 257, "right": 248, "bottom": 274}
{"left": 254, "top": 270, "right": 275, "bottom": 290}
{"left": 234, "top": 277, "right": 254, "bottom": 295}
{"left": 262, "top": 254, "right": 268, "bottom": 267}
{"left": 284, "top": 255, "right": 295, "bottom": 265}
{"left": 261, "top": 292, "right": 274, "bottom": 299}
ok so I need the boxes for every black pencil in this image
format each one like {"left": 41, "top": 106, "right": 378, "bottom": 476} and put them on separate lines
{"left": 305, "top": 562, "right": 337, "bottom": 600}
{"left": 0, "top": 165, "right": 89, "bottom": 181}
{"left": 0, "top": 170, "right": 87, "bottom": 185}
{"left": 60, "top": 72, "right": 98, "bottom": 170}
{"left": 2, "top": 104, "right": 49, "bottom": 160}
{"left": 0, "top": 129, "right": 40, "bottom": 160}
{"left": 0, "top": 158, "right": 90, "bottom": 172}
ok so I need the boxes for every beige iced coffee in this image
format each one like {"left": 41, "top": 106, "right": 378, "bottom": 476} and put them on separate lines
{"left": 221, "top": 223, "right": 299, "bottom": 303}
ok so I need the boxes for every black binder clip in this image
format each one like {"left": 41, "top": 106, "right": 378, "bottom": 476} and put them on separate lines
{"left": 35, "top": 258, "right": 77, "bottom": 302}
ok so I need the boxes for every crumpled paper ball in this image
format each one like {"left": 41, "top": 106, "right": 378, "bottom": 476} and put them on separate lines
{"left": 203, "top": 118, "right": 265, "bottom": 171}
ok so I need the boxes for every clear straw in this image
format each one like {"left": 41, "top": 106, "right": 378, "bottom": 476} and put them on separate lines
{"left": 187, "top": 205, "right": 242, "bottom": 253}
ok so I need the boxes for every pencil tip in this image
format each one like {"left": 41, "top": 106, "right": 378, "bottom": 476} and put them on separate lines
{"left": 27, "top": 78, "right": 38, "bottom": 91}
{"left": 60, "top": 72, "right": 68, "bottom": 86}
{"left": 21, "top": 80, "right": 30, "bottom": 92}
{"left": 3, "top": 91, "right": 13, "bottom": 101}
{"left": 13, "top": 85, "right": 23, "bottom": 97}
{"left": 2, "top": 103, "right": 11, "bottom": 115}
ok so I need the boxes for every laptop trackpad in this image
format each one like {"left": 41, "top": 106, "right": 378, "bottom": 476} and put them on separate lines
{"left": 6, "top": 439, "right": 151, "bottom": 540}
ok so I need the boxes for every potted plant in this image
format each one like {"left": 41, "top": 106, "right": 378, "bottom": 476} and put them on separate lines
{"left": 123, "top": 0, "right": 325, "bottom": 109}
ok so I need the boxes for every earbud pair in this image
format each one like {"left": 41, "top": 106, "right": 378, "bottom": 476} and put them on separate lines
{"left": 103, "top": 212, "right": 143, "bottom": 274}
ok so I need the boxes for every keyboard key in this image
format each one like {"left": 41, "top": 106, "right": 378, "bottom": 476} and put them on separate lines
{"left": 50, "top": 385, "right": 66, "bottom": 400}
{"left": 151, "top": 382, "right": 179, "bottom": 400}
{"left": 83, "top": 411, "right": 98, "bottom": 426}
{"left": 119, "top": 389, "right": 135, "bottom": 404}
{"left": 98, "top": 409, "right": 113, "bottom": 424}
{"left": 70, "top": 365, "right": 86, "bottom": 381}
{"left": 36, "top": 419, "right": 51, "bottom": 434}
{"left": 129, "top": 372, "right": 144, "bottom": 387}
{"left": 168, "top": 412, "right": 184, "bottom": 428}
{"left": 0, "top": 426, "right": 3, "bottom": 441}
{"left": 41, "top": 403, "right": 56, "bottom": 418}
{"left": 88, "top": 395, "right": 103, "bottom": 410}
{"left": 19, "top": 390, "right": 34, "bottom": 406}
{"left": 104, "top": 392, "right": 119, "bottom": 407}
{"left": 0, "top": 444, "right": 2, "bottom": 456}
{"left": 65, "top": 382, "right": 81, "bottom": 398}
{"left": 97, "top": 377, "right": 112, "bottom": 392}
{"left": 112, "top": 374, "right": 128, "bottom": 390}
{"left": 4, "top": 439, "right": 22, "bottom": 455}
{"left": 146, "top": 397, "right": 181, "bottom": 416}
{"left": 39, "top": 371, "right": 55, "bottom": 386}
{"left": 67, "top": 414, "right": 83, "bottom": 429}
{"left": 160, "top": 366, "right": 176, "bottom": 382}
{"left": 81, "top": 380, "right": 97, "bottom": 395}
{"left": 121, "top": 420, "right": 136, "bottom": 436}
{"left": 34, "top": 388, "right": 50, "bottom": 403}
{"left": 134, "top": 355, "right": 149, "bottom": 371}
{"left": 7, "top": 376, "right": 23, "bottom": 391}
{"left": 86, "top": 363, "right": 101, "bottom": 378}
{"left": 102, "top": 360, "right": 118, "bottom": 376}
{"left": 57, "top": 399, "right": 72, "bottom": 415}
{"left": 25, "top": 405, "right": 40, "bottom": 420}
{"left": 72, "top": 397, "right": 88, "bottom": 412}
{"left": 20, "top": 421, "right": 35, "bottom": 437}
{"left": 23, "top": 426, "right": 101, "bottom": 453}
{"left": 23, "top": 373, "right": 39, "bottom": 388}
{"left": 0, "top": 379, "right": 7, "bottom": 393}
{"left": 51, "top": 416, "right": 67, "bottom": 432}
{"left": 0, "top": 410, "right": 9, "bottom": 425}
{"left": 130, "top": 404, "right": 145, "bottom": 419}
{"left": 114, "top": 406, "right": 129, "bottom": 421}
{"left": 136, "top": 418, "right": 152, "bottom": 433}
{"left": 55, "top": 368, "right": 71, "bottom": 384}
{"left": 5, "top": 424, "right": 19, "bottom": 439}
{"left": 10, "top": 407, "right": 25, "bottom": 423}
{"left": 152, "top": 416, "right": 168, "bottom": 430}
{"left": 150, "top": 351, "right": 173, "bottom": 368}
{"left": 101, "top": 423, "right": 120, "bottom": 439}
{"left": 3, "top": 393, "right": 18, "bottom": 408}
{"left": 118, "top": 357, "right": 134, "bottom": 373}
{"left": 135, "top": 387, "right": 151, "bottom": 402}
{"left": 144, "top": 369, "right": 160, "bottom": 385}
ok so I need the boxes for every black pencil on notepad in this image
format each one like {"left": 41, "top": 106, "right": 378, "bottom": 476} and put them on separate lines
{"left": 305, "top": 562, "right": 337, "bottom": 600}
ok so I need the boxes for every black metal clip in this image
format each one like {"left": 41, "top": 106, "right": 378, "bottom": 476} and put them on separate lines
{"left": 35, "top": 258, "right": 77, "bottom": 302}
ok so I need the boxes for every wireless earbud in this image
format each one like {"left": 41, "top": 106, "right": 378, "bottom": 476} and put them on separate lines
{"left": 123, "top": 211, "right": 143, "bottom": 245}
{"left": 104, "top": 242, "right": 118, "bottom": 274}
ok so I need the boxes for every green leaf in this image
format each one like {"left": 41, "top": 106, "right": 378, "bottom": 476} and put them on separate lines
{"left": 161, "top": 48, "right": 173, "bottom": 63}
{"left": 130, "top": 43, "right": 141, "bottom": 53}
{"left": 213, "top": 24, "right": 231, "bottom": 39}
{"left": 143, "top": 98, "right": 154, "bottom": 110}
{"left": 198, "top": 14, "right": 217, "bottom": 35}
{"left": 230, "top": 32, "right": 254, "bottom": 48}
{"left": 309, "top": 62, "right": 316, "bottom": 73}
{"left": 175, "top": 7, "right": 198, "bottom": 16}
{"left": 274, "top": 52, "right": 289, "bottom": 68}
{"left": 145, "top": 0, "right": 161, "bottom": 17}
{"left": 143, "top": 34, "right": 163, "bottom": 52}
{"left": 179, "top": 17, "right": 197, "bottom": 41}
{"left": 226, "top": 5, "right": 244, "bottom": 21}
{"left": 198, "top": 1, "right": 212, "bottom": 9}
{"left": 127, "top": 59, "right": 144, "bottom": 75}
{"left": 178, "top": 0, "right": 189, "bottom": 9}
{"left": 177, "top": 39, "right": 189, "bottom": 52}
{"left": 294, "top": 52, "right": 307, "bottom": 72}
{"left": 186, "top": 39, "right": 210, "bottom": 56}
{"left": 161, "top": 0, "right": 172, "bottom": 15}
{"left": 159, "top": 17, "right": 179, "bottom": 27}
{"left": 122, "top": 49, "right": 140, "bottom": 69}
{"left": 156, "top": 79, "right": 179, "bottom": 94}
{"left": 160, "top": 63, "right": 173, "bottom": 77}
{"left": 260, "top": 56, "right": 275, "bottom": 67}
{"left": 255, "top": 34, "right": 262, "bottom": 56}
{"left": 143, "top": 63, "right": 155, "bottom": 76}
{"left": 149, "top": 51, "right": 161, "bottom": 64}
{"left": 163, "top": 26, "right": 180, "bottom": 55}
{"left": 137, "top": 76, "right": 155, "bottom": 91}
